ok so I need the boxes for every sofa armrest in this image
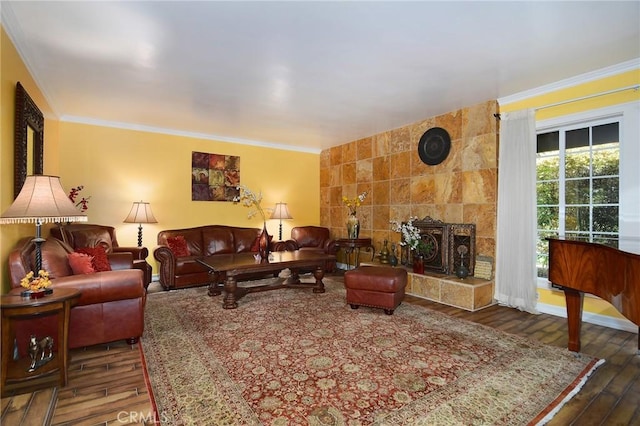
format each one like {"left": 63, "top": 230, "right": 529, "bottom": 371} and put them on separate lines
{"left": 113, "top": 246, "right": 148, "bottom": 260}
{"left": 272, "top": 240, "right": 299, "bottom": 252}
{"left": 49, "top": 269, "right": 145, "bottom": 306}
{"left": 154, "top": 245, "right": 176, "bottom": 290}
{"left": 108, "top": 252, "right": 134, "bottom": 270}
{"left": 324, "top": 239, "right": 338, "bottom": 255}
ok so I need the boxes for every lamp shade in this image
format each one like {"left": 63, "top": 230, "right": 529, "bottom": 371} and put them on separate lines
{"left": 123, "top": 201, "right": 157, "bottom": 224}
{"left": 0, "top": 175, "right": 87, "bottom": 224}
{"left": 270, "top": 203, "right": 293, "bottom": 220}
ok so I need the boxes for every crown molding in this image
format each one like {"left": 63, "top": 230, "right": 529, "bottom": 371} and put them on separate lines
{"left": 59, "top": 115, "right": 322, "bottom": 154}
{"left": 499, "top": 58, "right": 640, "bottom": 106}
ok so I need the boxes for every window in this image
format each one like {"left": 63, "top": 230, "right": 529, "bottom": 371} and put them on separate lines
{"left": 536, "top": 120, "right": 620, "bottom": 278}
{"left": 535, "top": 101, "right": 640, "bottom": 281}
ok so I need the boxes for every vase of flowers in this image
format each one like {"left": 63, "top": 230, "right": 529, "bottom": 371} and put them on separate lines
{"left": 20, "top": 270, "right": 52, "bottom": 298}
{"left": 390, "top": 217, "right": 433, "bottom": 272}
{"left": 234, "top": 185, "right": 273, "bottom": 259}
{"left": 342, "top": 191, "right": 367, "bottom": 239}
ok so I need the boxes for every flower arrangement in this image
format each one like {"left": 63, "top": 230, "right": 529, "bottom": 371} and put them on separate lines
{"left": 342, "top": 191, "right": 368, "bottom": 215}
{"left": 20, "top": 270, "right": 52, "bottom": 292}
{"left": 390, "top": 217, "right": 432, "bottom": 255}
{"left": 68, "top": 185, "right": 91, "bottom": 212}
{"left": 233, "top": 185, "right": 273, "bottom": 222}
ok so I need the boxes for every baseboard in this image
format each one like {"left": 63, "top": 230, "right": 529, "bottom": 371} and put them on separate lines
{"left": 536, "top": 302, "right": 638, "bottom": 333}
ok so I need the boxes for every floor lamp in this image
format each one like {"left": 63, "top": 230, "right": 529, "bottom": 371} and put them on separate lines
{"left": 123, "top": 201, "right": 157, "bottom": 247}
{"left": 0, "top": 175, "right": 87, "bottom": 272}
{"left": 270, "top": 202, "right": 293, "bottom": 241}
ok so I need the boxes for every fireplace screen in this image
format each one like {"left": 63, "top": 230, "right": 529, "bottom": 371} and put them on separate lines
{"left": 412, "top": 217, "right": 476, "bottom": 275}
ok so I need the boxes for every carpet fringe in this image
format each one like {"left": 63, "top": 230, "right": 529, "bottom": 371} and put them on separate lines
{"left": 138, "top": 342, "right": 161, "bottom": 425}
{"left": 532, "top": 357, "right": 606, "bottom": 426}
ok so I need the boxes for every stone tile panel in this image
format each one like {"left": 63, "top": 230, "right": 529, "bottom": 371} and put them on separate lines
{"left": 410, "top": 175, "right": 436, "bottom": 204}
{"left": 390, "top": 151, "right": 411, "bottom": 179}
{"left": 462, "top": 169, "right": 497, "bottom": 204}
{"left": 342, "top": 162, "right": 356, "bottom": 185}
{"left": 330, "top": 145, "right": 342, "bottom": 166}
{"left": 389, "top": 178, "right": 410, "bottom": 205}
{"left": 343, "top": 141, "right": 357, "bottom": 163}
{"left": 356, "top": 158, "right": 373, "bottom": 183}
{"left": 435, "top": 110, "right": 463, "bottom": 141}
{"left": 372, "top": 156, "right": 390, "bottom": 181}
{"left": 356, "top": 137, "right": 373, "bottom": 160}
{"left": 463, "top": 133, "right": 497, "bottom": 171}
{"left": 462, "top": 100, "right": 498, "bottom": 139}
{"left": 441, "top": 281, "right": 473, "bottom": 310}
{"left": 372, "top": 180, "right": 390, "bottom": 206}
{"left": 373, "top": 133, "right": 390, "bottom": 158}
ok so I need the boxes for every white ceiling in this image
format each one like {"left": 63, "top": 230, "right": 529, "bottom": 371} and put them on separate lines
{"left": 2, "top": 1, "right": 639, "bottom": 152}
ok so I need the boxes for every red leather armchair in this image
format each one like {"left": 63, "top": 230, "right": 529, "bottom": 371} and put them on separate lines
{"left": 8, "top": 236, "right": 146, "bottom": 354}
{"left": 51, "top": 223, "right": 152, "bottom": 288}
{"left": 285, "top": 226, "right": 337, "bottom": 271}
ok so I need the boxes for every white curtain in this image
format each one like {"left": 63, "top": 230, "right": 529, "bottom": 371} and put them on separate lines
{"left": 495, "top": 109, "right": 539, "bottom": 314}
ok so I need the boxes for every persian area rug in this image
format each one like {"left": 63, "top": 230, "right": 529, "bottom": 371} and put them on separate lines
{"left": 140, "top": 278, "right": 602, "bottom": 425}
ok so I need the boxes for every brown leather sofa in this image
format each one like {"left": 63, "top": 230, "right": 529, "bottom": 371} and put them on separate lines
{"left": 154, "top": 225, "right": 277, "bottom": 290}
{"left": 51, "top": 223, "right": 153, "bottom": 287}
{"left": 8, "top": 236, "right": 146, "bottom": 354}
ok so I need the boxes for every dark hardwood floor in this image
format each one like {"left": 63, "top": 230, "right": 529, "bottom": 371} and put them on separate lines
{"left": 2, "top": 274, "right": 638, "bottom": 425}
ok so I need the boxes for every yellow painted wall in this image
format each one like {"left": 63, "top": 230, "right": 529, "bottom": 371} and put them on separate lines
{"left": 57, "top": 122, "right": 319, "bottom": 275}
{"left": 1, "top": 26, "right": 319, "bottom": 292}
{"left": 1, "top": 26, "right": 62, "bottom": 292}
{"left": 500, "top": 67, "right": 640, "bottom": 323}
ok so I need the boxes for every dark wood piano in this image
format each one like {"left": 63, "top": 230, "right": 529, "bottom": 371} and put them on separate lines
{"left": 548, "top": 237, "right": 639, "bottom": 353}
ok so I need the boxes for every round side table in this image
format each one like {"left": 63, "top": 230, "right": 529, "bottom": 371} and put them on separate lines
{"left": 335, "top": 238, "right": 376, "bottom": 269}
{"left": 1, "top": 287, "right": 81, "bottom": 397}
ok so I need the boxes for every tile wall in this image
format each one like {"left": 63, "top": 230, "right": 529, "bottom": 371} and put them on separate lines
{"left": 320, "top": 100, "right": 499, "bottom": 269}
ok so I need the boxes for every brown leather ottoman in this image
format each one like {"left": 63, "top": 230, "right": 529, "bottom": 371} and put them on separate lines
{"left": 344, "top": 266, "right": 408, "bottom": 315}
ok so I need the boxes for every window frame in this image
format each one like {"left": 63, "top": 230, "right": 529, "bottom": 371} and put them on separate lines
{"left": 535, "top": 101, "right": 640, "bottom": 288}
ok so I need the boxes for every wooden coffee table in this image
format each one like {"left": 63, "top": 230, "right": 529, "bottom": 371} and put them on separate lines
{"left": 197, "top": 251, "right": 336, "bottom": 309}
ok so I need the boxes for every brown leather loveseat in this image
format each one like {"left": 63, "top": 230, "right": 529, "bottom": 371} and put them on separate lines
{"left": 154, "top": 225, "right": 277, "bottom": 290}
{"left": 8, "top": 236, "right": 146, "bottom": 354}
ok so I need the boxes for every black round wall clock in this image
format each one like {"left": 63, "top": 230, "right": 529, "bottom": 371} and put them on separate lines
{"left": 418, "top": 127, "right": 451, "bottom": 165}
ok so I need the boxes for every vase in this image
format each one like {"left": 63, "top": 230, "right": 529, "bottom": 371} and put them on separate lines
{"left": 400, "top": 245, "right": 409, "bottom": 266}
{"left": 346, "top": 213, "right": 360, "bottom": 239}
{"left": 259, "top": 222, "right": 270, "bottom": 260}
{"left": 455, "top": 253, "right": 469, "bottom": 279}
{"left": 413, "top": 253, "right": 425, "bottom": 274}
{"left": 388, "top": 244, "right": 398, "bottom": 267}
{"left": 379, "top": 239, "right": 390, "bottom": 264}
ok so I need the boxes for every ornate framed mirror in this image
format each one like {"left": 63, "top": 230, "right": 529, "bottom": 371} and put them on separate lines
{"left": 14, "top": 81, "right": 44, "bottom": 198}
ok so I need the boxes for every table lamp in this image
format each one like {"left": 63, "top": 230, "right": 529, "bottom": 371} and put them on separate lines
{"left": 0, "top": 175, "right": 88, "bottom": 272}
{"left": 123, "top": 201, "right": 157, "bottom": 247}
{"left": 270, "top": 202, "right": 293, "bottom": 240}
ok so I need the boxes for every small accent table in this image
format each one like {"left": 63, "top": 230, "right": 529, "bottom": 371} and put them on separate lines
{"left": 335, "top": 238, "right": 375, "bottom": 269}
{"left": 1, "top": 287, "right": 81, "bottom": 397}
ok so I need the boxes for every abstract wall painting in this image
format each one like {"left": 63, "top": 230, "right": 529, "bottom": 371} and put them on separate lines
{"left": 191, "top": 151, "right": 240, "bottom": 201}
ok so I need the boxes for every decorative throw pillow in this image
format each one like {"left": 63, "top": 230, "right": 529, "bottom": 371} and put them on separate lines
{"left": 67, "top": 252, "right": 96, "bottom": 275}
{"left": 76, "top": 246, "right": 112, "bottom": 272}
{"left": 167, "top": 235, "right": 190, "bottom": 257}
{"left": 250, "top": 232, "right": 273, "bottom": 252}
